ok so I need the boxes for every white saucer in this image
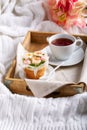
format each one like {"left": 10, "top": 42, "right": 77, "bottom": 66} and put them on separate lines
{"left": 19, "top": 65, "right": 55, "bottom": 80}
{"left": 42, "top": 46, "right": 84, "bottom": 66}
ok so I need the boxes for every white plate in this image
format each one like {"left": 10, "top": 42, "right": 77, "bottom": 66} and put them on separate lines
{"left": 19, "top": 65, "right": 55, "bottom": 80}
{"left": 42, "top": 46, "right": 84, "bottom": 66}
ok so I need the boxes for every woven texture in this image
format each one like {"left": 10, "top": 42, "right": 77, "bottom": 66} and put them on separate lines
{"left": 0, "top": 93, "right": 87, "bottom": 130}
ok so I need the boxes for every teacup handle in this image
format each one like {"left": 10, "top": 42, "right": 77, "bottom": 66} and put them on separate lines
{"left": 75, "top": 37, "right": 83, "bottom": 51}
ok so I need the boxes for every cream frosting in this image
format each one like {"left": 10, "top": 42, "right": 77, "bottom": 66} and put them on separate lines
{"left": 22, "top": 51, "right": 49, "bottom": 76}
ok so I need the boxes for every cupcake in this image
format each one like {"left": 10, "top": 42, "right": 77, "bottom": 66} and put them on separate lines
{"left": 22, "top": 51, "right": 49, "bottom": 79}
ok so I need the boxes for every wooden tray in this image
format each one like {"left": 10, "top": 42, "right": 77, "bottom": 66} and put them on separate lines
{"left": 4, "top": 31, "right": 87, "bottom": 97}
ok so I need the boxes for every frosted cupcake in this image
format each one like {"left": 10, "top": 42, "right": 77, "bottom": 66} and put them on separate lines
{"left": 22, "top": 51, "right": 49, "bottom": 79}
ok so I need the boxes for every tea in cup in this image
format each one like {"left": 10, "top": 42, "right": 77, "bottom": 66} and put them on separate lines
{"left": 47, "top": 33, "right": 83, "bottom": 60}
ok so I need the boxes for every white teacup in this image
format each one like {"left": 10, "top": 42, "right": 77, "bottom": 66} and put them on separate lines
{"left": 47, "top": 33, "right": 83, "bottom": 60}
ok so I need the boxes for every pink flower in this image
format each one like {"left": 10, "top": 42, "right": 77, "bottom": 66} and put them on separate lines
{"left": 56, "top": 0, "right": 74, "bottom": 12}
{"left": 41, "top": 57, "right": 46, "bottom": 61}
{"left": 23, "top": 59, "right": 31, "bottom": 65}
{"left": 47, "top": 0, "right": 86, "bottom": 29}
{"left": 48, "top": 0, "right": 56, "bottom": 6}
{"left": 72, "top": 0, "right": 78, "bottom": 2}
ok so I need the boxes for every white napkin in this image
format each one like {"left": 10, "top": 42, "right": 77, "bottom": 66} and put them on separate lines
{"left": 79, "top": 47, "right": 87, "bottom": 83}
{"left": 14, "top": 42, "right": 28, "bottom": 78}
{"left": 25, "top": 79, "right": 66, "bottom": 98}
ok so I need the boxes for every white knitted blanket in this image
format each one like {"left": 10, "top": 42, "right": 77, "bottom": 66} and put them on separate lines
{"left": 0, "top": 92, "right": 87, "bottom": 130}
{"left": 0, "top": 0, "right": 87, "bottom": 129}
